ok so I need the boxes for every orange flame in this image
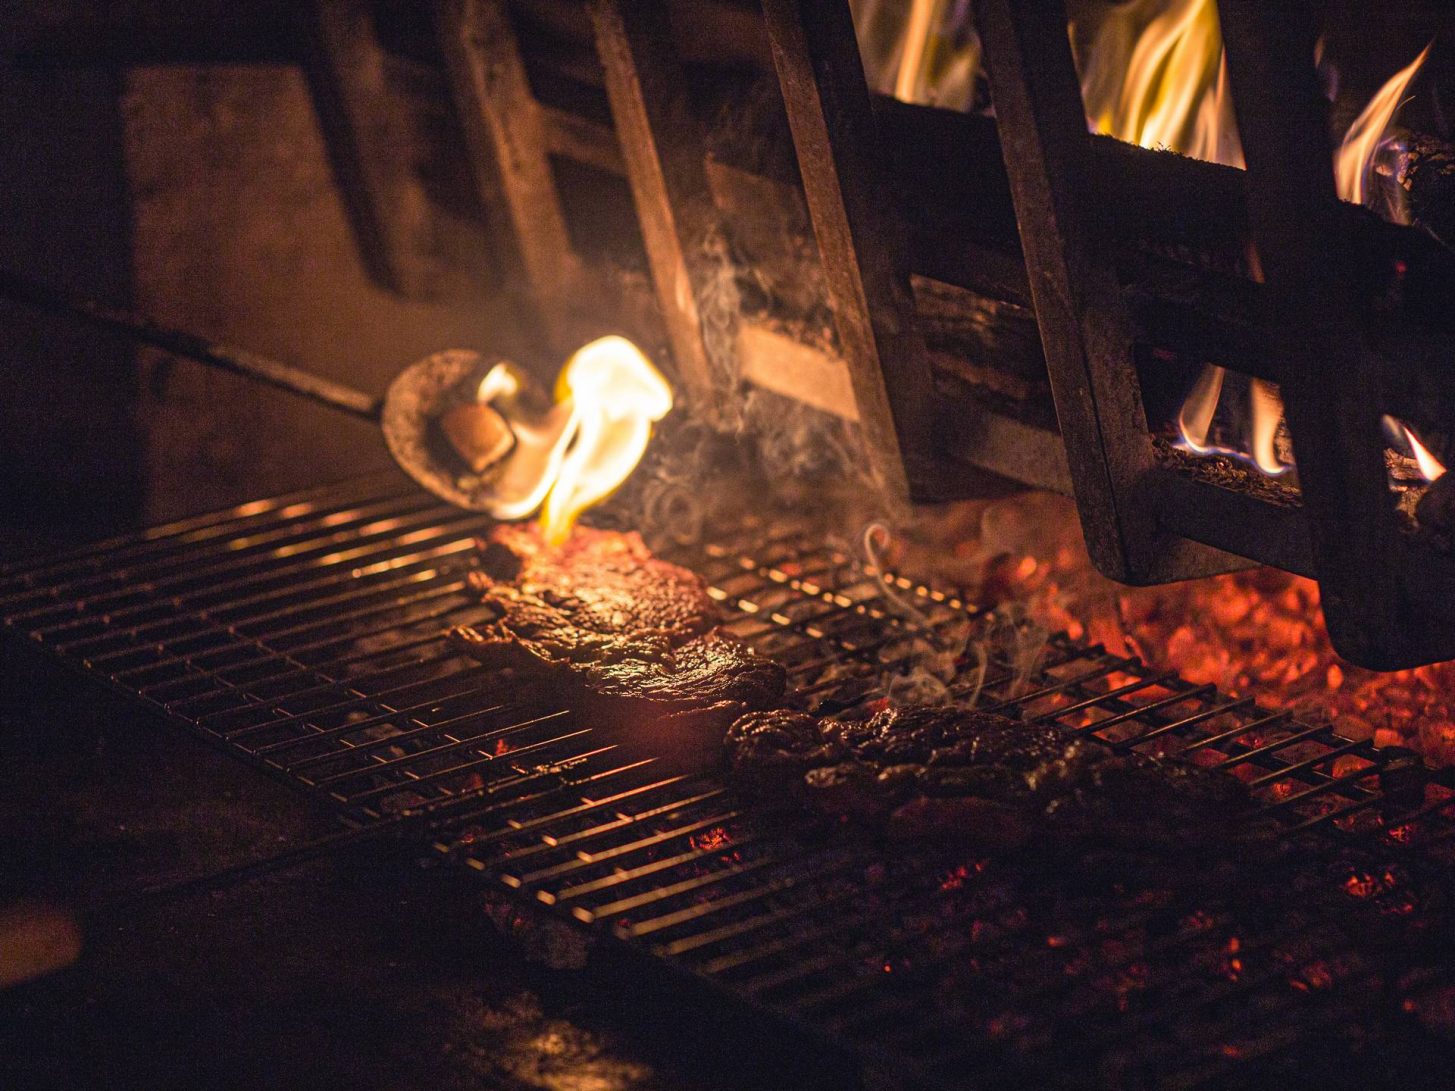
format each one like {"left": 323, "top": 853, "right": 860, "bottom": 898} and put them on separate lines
{"left": 1334, "top": 43, "right": 1432, "bottom": 216}
{"left": 1171, "top": 36, "right": 1433, "bottom": 479}
{"left": 476, "top": 336, "right": 673, "bottom": 544}
{"left": 1384, "top": 414, "right": 1447, "bottom": 481}
{"left": 1073, "top": 0, "right": 1243, "bottom": 167}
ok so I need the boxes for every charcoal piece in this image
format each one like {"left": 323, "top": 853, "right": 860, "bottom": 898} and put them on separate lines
{"left": 1403, "top": 130, "right": 1455, "bottom": 247}
{"left": 1416, "top": 472, "right": 1455, "bottom": 545}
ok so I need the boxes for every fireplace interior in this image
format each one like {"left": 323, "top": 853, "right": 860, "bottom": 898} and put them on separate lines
{"left": 6, "top": 2, "right": 1455, "bottom": 1089}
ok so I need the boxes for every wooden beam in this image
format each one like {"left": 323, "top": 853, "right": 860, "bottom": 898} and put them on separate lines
{"left": 974, "top": 0, "right": 1240, "bottom": 584}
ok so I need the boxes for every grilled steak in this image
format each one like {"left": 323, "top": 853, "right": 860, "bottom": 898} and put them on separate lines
{"left": 726, "top": 703, "right": 1247, "bottom": 851}
{"left": 450, "top": 525, "right": 786, "bottom": 757}
{"left": 463, "top": 524, "right": 721, "bottom": 658}
{"left": 1042, "top": 751, "right": 1253, "bottom": 852}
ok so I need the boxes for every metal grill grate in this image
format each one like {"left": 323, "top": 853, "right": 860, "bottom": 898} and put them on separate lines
{"left": 6, "top": 476, "right": 1455, "bottom": 1088}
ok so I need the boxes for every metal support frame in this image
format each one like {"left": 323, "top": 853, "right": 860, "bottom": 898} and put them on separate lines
{"left": 588, "top": 0, "right": 732, "bottom": 419}
{"left": 970, "top": 0, "right": 1455, "bottom": 665}
{"left": 973, "top": 0, "right": 1243, "bottom": 584}
{"left": 1219, "top": 0, "right": 1455, "bottom": 668}
{"left": 761, "top": 0, "right": 940, "bottom": 506}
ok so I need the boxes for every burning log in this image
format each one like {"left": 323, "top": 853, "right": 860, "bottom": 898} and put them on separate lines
{"left": 1401, "top": 128, "right": 1455, "bottom": 247}
{"left": 1416, "top": 471, "right": 1455, "bottom": 546}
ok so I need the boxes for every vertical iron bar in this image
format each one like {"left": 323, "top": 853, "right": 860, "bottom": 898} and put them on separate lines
{"left": 434, "top": 0, "right": 579, "bottom": 354}
{"left": 974, "top": 0, "right": 1239, "bottom": 583}
{"left": 760, "top": 0, "right": 936, "bottom": 507}
{"left": 303, "top": 0, "right": 445, "bottom": 298}
{"left": 588, "top": 0, "right": 731, "bottom": 420}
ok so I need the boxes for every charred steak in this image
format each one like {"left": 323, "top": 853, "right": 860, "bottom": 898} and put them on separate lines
{"left": 450, "top": 525, "right": 786, "bottom": 752}
{"left": 461, "top": 524, "right": 721, "bottom": 658}
{"left": 727, "top": 703, "right": 1248, "bottom": 851}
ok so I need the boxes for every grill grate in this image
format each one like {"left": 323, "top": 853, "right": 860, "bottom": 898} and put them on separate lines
{"left": 6, "top": 476, "right": 1455, "bottom": 1088}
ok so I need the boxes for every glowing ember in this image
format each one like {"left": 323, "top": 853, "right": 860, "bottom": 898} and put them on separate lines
{"left": 893, "top": 493, "right": 1455, "bottom": 765}
{"left": 475, "top": 336, "right": 673, "bottom": 545}
{"left": 689, "top": 825, "right": 735, "bottom": 853}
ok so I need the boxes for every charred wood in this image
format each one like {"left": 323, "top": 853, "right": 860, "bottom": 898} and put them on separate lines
{"left": 1402, "top": 128, "right": 1455, "bottom": 248}
{"left": 1416, "top": 471, "right": 1455, "bottom": 547}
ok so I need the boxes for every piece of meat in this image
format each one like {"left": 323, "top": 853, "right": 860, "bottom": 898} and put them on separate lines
{"left": 829, "top": 705, "right": 1107, "bottom": 800}
{"left": 725, "top": 709, "right": 844, "bottom": 789}
{"left": 1042, "top": 752, "right": 1254, "bottom": 852}
{"left": 474, "top": 524, "right": 719, "bottom": 649}
{"left": 732, "top": 705, "right": 1106, "bottom": 804}
{"left": 450, "top": 524, "right": 785, "bottom": 761}
{"left": 726, "top": 702, "right": 1248, "bottom": 853}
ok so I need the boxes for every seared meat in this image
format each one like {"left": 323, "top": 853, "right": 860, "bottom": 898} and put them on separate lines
{"left": 725, "top": 709, "right": 843, "bottom": 787}
{"left": 828, "top": 706, "right": 1105, "bottom": 799}
{"left": 1042, "top": 751, "right": 1253, "bottom": 851}
{"left": 450, "top": 525, "right": 785, "bottom": 758}
{"left": 726, "top": 703, "right": 1247, "bottom": 852}
{"left": 580, "top": 630, "right": 786, "bottom": 709}
{"left": 473, "top": 524, "right": 719, "bottom": 649}
{"left": 453, "top": 525, "right": 1250, "bottom": 853}
{"left": 733, "top": 705, "right": 1105, "bottom": 801}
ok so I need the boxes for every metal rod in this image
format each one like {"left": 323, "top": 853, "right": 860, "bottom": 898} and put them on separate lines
{"left": 0, "top": 270, "right": 383, "bottom": 421}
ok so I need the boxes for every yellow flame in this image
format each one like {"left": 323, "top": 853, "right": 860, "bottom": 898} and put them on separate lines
{"left": 1247, "top": 377, "right": 1285, "bottom": 476}
{"left": 894, "top": 0, "right": 940, "bottom": 103}
{"left": 1177, "top": 365, "right": 1289, "bottom": 475}
{"left": 1334, "top": 43, "right": 1431, "bottom": 213}
{"left": 852, "top": 0, "right": 980, "bottom": 111}
{"left": 1074, "top": 0, "right": 1243, "bottom": 167}
{"left": 1176, "top": 363, "right": 1225, "bottom": 450}
{"left": 474, "top": 338, "right": 673, "bottom": 541}
{"left": 540, "top": 336, "right": 674, "bottom": 545}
